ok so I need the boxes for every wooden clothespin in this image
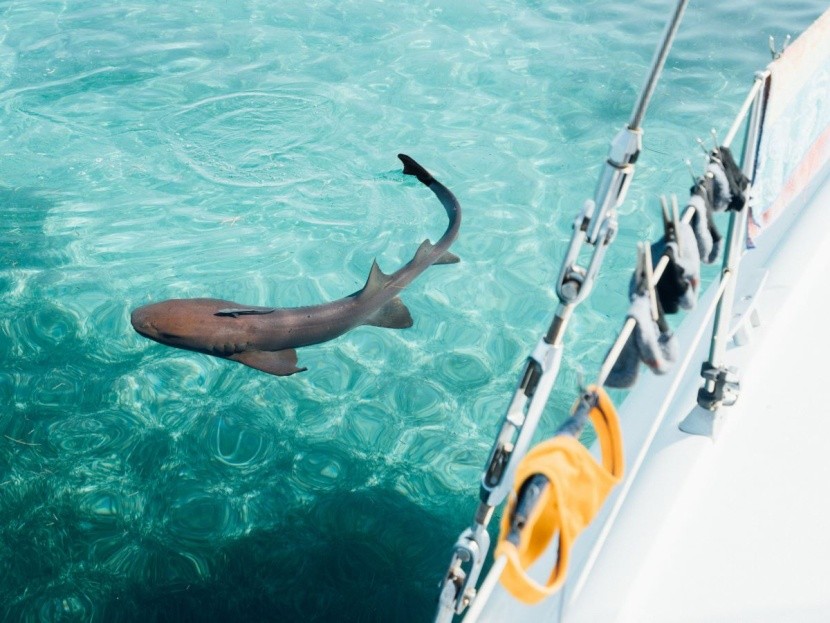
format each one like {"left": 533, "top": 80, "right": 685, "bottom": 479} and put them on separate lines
{"left": 769, "top": 34, "right": 791, "bottom": 60}
{"left": 670, "top": 194, "right": 683, "bottom": 255}
{"left": 660, "top": 194, "right": 683, "bottom": 255}
{"left": 684, "top": 158, "right": 699, "bottom": 184}
{"left": 709, "top": 128, "right": 722, "bottom": 161}
{"left": 636, "top": 242, "right": 660, "bottom": 323}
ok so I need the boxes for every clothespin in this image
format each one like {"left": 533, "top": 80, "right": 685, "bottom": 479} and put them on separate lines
{"left": 684, "top": 159, "right": 698, "bottom": 184}
{"left": 709, "top": 129, "right": 721, "bottom": 160}
{"left": 769, "top": 34, "right": 791, "bottom": 60}
{"left": 670, "top": 194, "right": 683, "bottom": 255}
{"left": 636, "top": 242, "right": 659, "bottom": 322}
{"left": 660, "top": 195, "right": 677, "bottom": 246}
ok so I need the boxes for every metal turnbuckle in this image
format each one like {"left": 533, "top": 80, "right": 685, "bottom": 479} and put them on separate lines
{"left": 434, "top": 338, "right": 566, "bottom": 622}
{"left": 479, "top": 338, "right": 564, "bottom": 508}
{"left": 588, "top": 125, "right": 642, "bottom": 240}
{"left": 554, "top": 125, "right": 640, "bottom": 306}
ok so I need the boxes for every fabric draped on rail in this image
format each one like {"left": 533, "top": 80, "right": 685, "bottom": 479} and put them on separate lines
{"left": 494, "top": 386, "right": 624, "bottom": 604}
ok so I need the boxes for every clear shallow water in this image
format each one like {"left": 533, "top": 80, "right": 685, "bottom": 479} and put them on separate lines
{"left": 0, "top": 1, "right": 824, "bottom": 621}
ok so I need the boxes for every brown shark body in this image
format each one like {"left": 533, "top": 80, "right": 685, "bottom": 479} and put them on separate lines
{"left": 130, "top": 154, "right": 461, "bottom": 376}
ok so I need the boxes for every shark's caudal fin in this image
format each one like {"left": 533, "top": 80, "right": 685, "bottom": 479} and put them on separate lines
{"left": 228, "top": 349, "right": 307, "bottom": 376}
{"left": 398, "top": 153, "right": 435, "bottom": 185}
{"left": 400, "top": 154, "right": 461, "bottom": 264}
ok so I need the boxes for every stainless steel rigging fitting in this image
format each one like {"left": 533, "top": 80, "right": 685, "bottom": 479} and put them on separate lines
{"left": 479, "top": 337, "right": 564, "bottom": 508}
{"left": 697, "top": 362, "right": 740, "bottom": 410}
{"left": 436, "top": 522, "right": 491, "bottom": 617}
{"left": 432, "top": 1, "right": 691, "bottom": 616}
{"left": 555, "top": 198, "right": 619, "bottom": 306}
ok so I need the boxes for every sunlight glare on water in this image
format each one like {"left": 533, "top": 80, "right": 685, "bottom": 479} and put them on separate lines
{"left": 0, "top": 0, "right": 825, "bottom": 620}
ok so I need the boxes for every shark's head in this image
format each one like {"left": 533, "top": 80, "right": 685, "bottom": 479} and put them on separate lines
{"left": 131, "top": 298, "right": 228, "bottom": 351}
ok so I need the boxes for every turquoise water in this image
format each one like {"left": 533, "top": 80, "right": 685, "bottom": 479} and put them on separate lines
{"left": 0, "top": 1, "right": 825, "bottom": 621}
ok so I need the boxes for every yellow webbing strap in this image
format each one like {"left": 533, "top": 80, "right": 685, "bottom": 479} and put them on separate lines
{"left": 494, "top": 385, "right": 624, "bottom": 604}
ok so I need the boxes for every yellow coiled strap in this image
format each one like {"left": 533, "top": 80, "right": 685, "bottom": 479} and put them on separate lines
{"left": 494, "top": 385, "right": 624, "bottom": 604}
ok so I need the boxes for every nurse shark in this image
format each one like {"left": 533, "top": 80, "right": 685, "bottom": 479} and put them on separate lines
{"left": 130, "top": 154, "right": 461, "bottom": 376}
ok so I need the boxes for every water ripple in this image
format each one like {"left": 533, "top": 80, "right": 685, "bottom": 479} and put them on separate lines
{"left": 126, "top": 427, "right": 175, "bottom": 481}
{"left": 292, "top": 442, "right": 369, "bottom": 493}
{"left": 433, "top": 350, "right": 492, "bottom": 391}
{"left": 99, "top": 540, "right": 208, "bottom": 588}
{"left": 163, "top": 90, "right": 339, "bottom": 187}
{"left": 84, "top": 301, "right": 137, "bottom": 365}
{"left": 191, "top": 413, "right": 275, "bottom": 475}
{"left": 165, "top": 485, "right": 244, "bottom": 548}
{"left": 393, "top": 378, "right": 446, "bottom": 423}
{"left": 10, "top": 582, "right": 97, "bottom": 623}
{"left": 14, "top": 300, "right": 80, "bottom": 357}
{"left": 341, "top": 401, "right": 401, "bottom": 456}
{"left": 47, "top": 410, "right": 141, "bottom": 457}
{"left": 24, "top": 366, "right": 98, "bottom": 415}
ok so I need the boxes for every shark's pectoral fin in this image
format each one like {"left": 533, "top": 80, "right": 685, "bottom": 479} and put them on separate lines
{"left": 364, "top": 296, "right": 413, "bottom": 330}
{"left": 228, "top": 349, "right": 307, "bottom": 376}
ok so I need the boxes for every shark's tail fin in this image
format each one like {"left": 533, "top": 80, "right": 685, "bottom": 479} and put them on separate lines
{"left": 398, "top": 154, "right": 435, "bottom": 186}
{"left": 397, "top": 153, "right": 461, "bottom": 266}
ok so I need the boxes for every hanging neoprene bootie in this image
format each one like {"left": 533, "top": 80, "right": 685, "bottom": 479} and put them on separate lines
{"left": 630, "top": 292, "right": 678, "bottom": 375}
{"left": 604, "top": 326, "right": 641, "bottom": 388}
{"left": 605, "top": 246, "right": 679, "bottom": 388}
{"left": 715, "top": 145, "right": 749, "bottom": 211}
{"left": 707, "top": 158, "right": 732, "bottom": 212}
{"left": 707, "top": 145, "right": 749, "bottom": 213}
{"left": 653, "top": 203, "right": 700, "bottom": 314}
{"left": 688, "top": 176, "right": 723, "bottom": 264}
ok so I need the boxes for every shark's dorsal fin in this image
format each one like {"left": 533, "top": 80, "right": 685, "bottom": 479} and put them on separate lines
{"left": 359, "top": 260, "right": 393, "bottom": 298}
{"left": 414, "top": 239, "right": 434, "bottom": 264}
{"left": 215, "top": 308, "right": 276, "bottom": 318}
{"left": 364, "top": 296, "right": 413, "bottom": 329}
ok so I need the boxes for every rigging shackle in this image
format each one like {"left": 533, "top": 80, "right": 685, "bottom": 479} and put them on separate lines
{"left": 555, "top": 200, "right": 618, "bottom": 306}
{"left": 435, "top": 523, "right": 491, "bottom": 619}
